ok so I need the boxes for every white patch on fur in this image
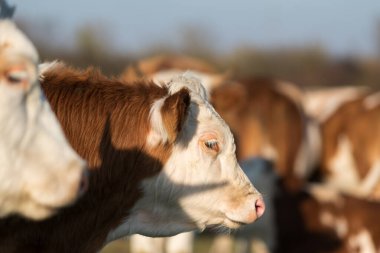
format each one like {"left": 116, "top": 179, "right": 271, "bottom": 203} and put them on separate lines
{"left": 319, "top": 212, "right": 348, "bottom": 239}
{"left": 294, "top": 118, "right": 321, "bottom": 179}
{"left": 152, "top": 70, "right": 183, "bottom": 85}
{"left": 363, "top": 91, "right": 380, "bottom": 110}
{"left": 152, "top": 69, "right": 222, "bottom": 95}
{"left": 0, "top": 20, "right": 38, "bottom": 63}
{"left": 146, "top": 97, "right": 168, "bottom": 147}
{"left": 328, "top": 136, "right": 380, "bottom": 198}
{"left": 360, "top": 160, "right": 380, "bottom": 197}
{"left": 167, "top": 74, "right": 209, "bottom": 101}
{"left": 274, "top": 80, "right": 304, "bottom": 106}
{"left": 320, "top": 211, "right": 334, "bottom": 227}
{"left": 38, "top": 60, "right": 62, "bottom": 79}
{"left": 335, "top": 217, "right": 348, "bottom": 238}
{"left": 304, "top": 86, "right": 367, "bottom": 122}
{"left": 348, "top": 229, "right": 377, "bottom": 253}
{"left": 327, "top": 135, "right": 360, "bottom": 195}
{"left": 308, "top": 184, "right": 344, "bottom": 205}
{"left": 261, "top": 143, "right": 278, "bottom": 162}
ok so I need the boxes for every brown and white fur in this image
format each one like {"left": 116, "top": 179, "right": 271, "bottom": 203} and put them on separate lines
{"left": 319, "top": 89, "right": 380, "bottom": 200}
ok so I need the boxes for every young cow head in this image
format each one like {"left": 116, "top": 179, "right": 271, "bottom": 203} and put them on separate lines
{"left": 108, "top": 75, "right": 265, "bottom": 239}
{"left": 0, "top": 21, "right": 87, "bottom": 220}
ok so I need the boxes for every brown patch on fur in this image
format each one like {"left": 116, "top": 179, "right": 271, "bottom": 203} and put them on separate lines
{"left": 121, "top": 55, "right": 217, "bottom": 82}
{"left": 161, "top": 88, "right": 191, "bottom": 143}
{"left": 211, "top": 77, "right": 304, "bottom": 190}
{"left": 0, "top": 42, "right": 11, "bottom": 50}
{"left": 0, "top": 64, "right": 180, "bottom": 253}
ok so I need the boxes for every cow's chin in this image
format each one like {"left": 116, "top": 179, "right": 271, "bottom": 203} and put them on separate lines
{"left": 223, "top": 217, "right": 248, "bottom": 229}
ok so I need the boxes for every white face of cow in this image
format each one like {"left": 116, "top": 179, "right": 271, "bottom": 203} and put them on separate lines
{"left": 107, "top": 75, "right": 264, "bottom": 240}
{"left": 0, "top": 21, "right": 87, "bottom": 220}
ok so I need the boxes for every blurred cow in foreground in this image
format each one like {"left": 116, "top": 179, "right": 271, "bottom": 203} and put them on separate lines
{"left": 0, "top": 4, "right": 87, "bottom": 220}
{"left": 0, "top": 63, "right": 265, "bottom": 253}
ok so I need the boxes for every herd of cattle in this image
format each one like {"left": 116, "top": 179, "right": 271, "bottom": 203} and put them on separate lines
{"left": 120, "top": 55, "right": 380, "bottom": 253}
{"left": 1, "top": 1, "right": 379, "bottom": 253}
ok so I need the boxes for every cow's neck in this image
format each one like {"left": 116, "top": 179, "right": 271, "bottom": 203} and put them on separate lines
{"left": 0, "top": 74, "right": 170, "bottom": 253}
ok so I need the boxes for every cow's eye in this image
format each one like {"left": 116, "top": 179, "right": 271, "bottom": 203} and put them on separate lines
{"left": 7, "top": 70, "right": 27, "bottom": 84}
{"left": 204, "top": 139, "right": 219, "bottom": 153}
{"left": 6, "top": 68, "right": 28, "bottom": 86}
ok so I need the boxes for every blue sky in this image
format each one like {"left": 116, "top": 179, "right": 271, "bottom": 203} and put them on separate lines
{"left": 12, "top": 0, "right": 380, "bottom": 56}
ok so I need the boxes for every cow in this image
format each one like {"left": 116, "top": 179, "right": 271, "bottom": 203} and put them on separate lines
{"left": 0, "top": 62, "right": 265, "bottom": 253}
{"left": 122, "top": 56, "right": 318, "bottom": 253}
{"left": 0, "top": 18, "right": 86, "bottom": 219}
{"left": 319, "top": 90, "right": 380, "bottom": 199}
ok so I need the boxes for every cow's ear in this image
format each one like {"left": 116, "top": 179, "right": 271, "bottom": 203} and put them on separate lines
{"left": 161, "top": 88, "right": 191, "bottom": 143}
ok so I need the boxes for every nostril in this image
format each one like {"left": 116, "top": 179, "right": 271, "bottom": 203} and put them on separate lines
{"left": 78, "top": 170, "right": 89, "bottom": 197}
{"left": 255, "top": 198, "right": 265, "bottom": 218}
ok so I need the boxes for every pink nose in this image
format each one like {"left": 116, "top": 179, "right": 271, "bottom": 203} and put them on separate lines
{"left": 255, "top": 197, "right": 265, "bottom": 218}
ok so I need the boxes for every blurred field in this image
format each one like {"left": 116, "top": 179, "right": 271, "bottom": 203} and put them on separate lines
{"left": 15, "top": 20, "right": 380, "bottom": 90}
{"left": 101, "top": 235, "right": 217, "bottom": 253}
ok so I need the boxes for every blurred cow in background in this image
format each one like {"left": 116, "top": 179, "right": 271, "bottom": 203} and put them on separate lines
{"left": 314, "top": 89, "right": 380, "bottom": 199}
{"left": 121, "top": 54, "right": 380, "bottom": 253}
{"left": 273, "top": 183, "right": 380, "bottom": 253}
{"left": 302, "top": 85, "right": 380, "bottom": 199}
{"left": 0, "top": 1, "right": 87, "bottom": 220}
{"left": 278, "top": 86, "right": 380, "bottom": 253}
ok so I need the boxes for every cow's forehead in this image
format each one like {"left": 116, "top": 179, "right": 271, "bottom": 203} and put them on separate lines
{"left": 0, "top": 20, "right": 38, "bottom": 63}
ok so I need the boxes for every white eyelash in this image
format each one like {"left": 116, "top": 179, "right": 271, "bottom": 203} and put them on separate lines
{"left": 205, "top": 139, "right": 218, "bottom": 149}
